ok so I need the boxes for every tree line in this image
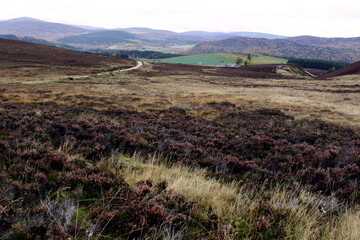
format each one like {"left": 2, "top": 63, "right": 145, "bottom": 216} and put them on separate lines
{"left": 91, "top": 49, "right": 184, "bottom": 59}
{"left": 287, "top": 58, "right": 350, "bottom": 71}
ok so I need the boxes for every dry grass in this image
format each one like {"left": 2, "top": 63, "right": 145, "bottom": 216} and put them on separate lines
{"left": 2, "top": 60, "right": 360, "bottom": 239}
{"left": 99, "top": 154, "right": 360, "bottom": 240}
{"left": 1, "top": 64, "right": 359, "bottom": 127}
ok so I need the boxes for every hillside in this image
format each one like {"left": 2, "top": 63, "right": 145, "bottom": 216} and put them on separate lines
{"left": 0, "top": 34, "right": 78, "bottom": 49}
{"left": 0, "top": 38, "right": 134, "bottom": 67}
{"left": 0, "top": 38, "right": 136, "bottom": 78}
{"left": 287, "top": 35, "right": 360, "bottom": 50}
{"left": 188, "top": 37, "right": 360, "bottom": 62}
{"left": 57, "top": 30, "right": 141, "bottom": 45}
{"left": 0, "top": 17, "right": 89, "bottom": 40}
{"left": 322, "top": 60, "right": 360, "bottom": 78}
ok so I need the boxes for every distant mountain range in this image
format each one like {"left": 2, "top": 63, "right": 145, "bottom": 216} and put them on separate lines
{"left": 0, "top": 17, "right": 289, "bottom": 43}
{"left": 1, "top": 17, "right": 360, "bottom": 62}
{"left": 0, "top": 17, "right": 90, "bottom": 40}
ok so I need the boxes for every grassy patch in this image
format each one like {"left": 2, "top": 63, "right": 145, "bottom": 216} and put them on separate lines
{"left": 154, "top": 53, "right": 288, "bottom": 65}
{"left": 103, "top": 154, "right": 360, "bottom": 240}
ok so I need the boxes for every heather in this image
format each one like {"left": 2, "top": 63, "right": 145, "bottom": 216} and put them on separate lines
{"left": 0, "top": 102, "right": 359, "bottom": 239}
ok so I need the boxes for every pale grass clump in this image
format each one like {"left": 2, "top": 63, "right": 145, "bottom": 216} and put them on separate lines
{"left": 324, "top": 210, "right": 360, "bottom": 240}
{"left": 98, "top": 153, "right": 360, "bottom": 239}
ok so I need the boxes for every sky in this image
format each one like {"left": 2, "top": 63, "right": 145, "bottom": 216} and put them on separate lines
{"left": 1, "top": 0, "right": 359, "bottom": 37}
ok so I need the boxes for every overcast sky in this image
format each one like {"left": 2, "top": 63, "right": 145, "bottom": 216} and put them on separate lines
{"left": 1, "top": 0, "right": 359, "bottom": 37}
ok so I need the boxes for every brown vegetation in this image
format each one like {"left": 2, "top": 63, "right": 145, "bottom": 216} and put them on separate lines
{"left": 0, "top": 38, "right": 136, "bottom": 79}
{"left": 322, "top": 61, "right": 360, "bottom": 78}
{"left": 1, "top": 41, "right": 360, "bottom": 239}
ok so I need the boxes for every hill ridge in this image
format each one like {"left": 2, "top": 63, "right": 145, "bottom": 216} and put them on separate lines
{"left": 188, "top": 36, "right": 360, "bottom": 62}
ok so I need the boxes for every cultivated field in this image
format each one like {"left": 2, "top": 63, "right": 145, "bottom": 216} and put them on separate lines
{"left": 1, "top": 53, "right": 360, "bottom": 239}
{"left": 156, "top": 53, "right": 288, "bottom": 65}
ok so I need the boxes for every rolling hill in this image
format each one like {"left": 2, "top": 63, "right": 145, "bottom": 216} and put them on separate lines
{"left": 0, "top": 34, "right": 78, "bottom": 49}
{"left": 0, "top": 38, "right": 135, "bottom": 67}
{"left": 0, "top": 17, "right": 90, "bottom": 40}
{"left": 2, "top": 17, "right": 360, "bottom": 57}
{"left": 287, "top": 36, "right": 360, "bottom": 50}
{"left": 321, "top": 60, "right": 360, "bottom": 78}
{"left": 188, "top": 37, "right": 360, "bottom": 62}
{"left": 0, "top": 38, "right": 136, "bottom": 78}
{"left": 57, "top": 30, "right": 141, "bottom": 45}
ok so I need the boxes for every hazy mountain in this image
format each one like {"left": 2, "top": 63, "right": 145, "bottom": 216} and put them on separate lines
{"left": 4, "top": 17, "right": 46, "bottom": 23}
{"left": 182, "top": 31, "right": 287, "bottom": 39}
{"left": 58, "top": 30, "right": 141, "bottom": 45}
{"left": 70, "top": 24, "right": 106, "bottom": 30}
{"left": 287, "top": 36, "right": 360, "bottom": 50}
{"left": 188, "top": 37, "right": 360, "bottom": 62}
{"left": 119, "top": 27, "right": 187, "bottom": 41}
{"left": 0, "top": 17, "right": 90, "bottom": 40}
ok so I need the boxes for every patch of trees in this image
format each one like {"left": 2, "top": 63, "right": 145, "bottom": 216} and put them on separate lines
{"left": 92, "top": 49, "right": 184, "bottom": 59}
{"left": 288, "top": 58, "right": 350, "bottom": 71}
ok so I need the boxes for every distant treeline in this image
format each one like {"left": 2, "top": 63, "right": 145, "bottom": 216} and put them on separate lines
{"left": 91, "top": 49, "right": 184, "bottom": 59}
{"left": 287, "top": 58, "right": 350, "bottom": 70}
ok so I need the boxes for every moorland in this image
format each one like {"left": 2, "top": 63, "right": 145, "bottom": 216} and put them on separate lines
{"left": 0, "top": 31, "right": 360, "bottom": 240}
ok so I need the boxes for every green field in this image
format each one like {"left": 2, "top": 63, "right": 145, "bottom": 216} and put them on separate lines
{"left": 152, "top": 53, "right": 288, "bottom": 65}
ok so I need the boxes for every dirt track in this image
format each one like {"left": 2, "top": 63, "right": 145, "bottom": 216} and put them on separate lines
{"left": 71, "top": 61, "right": 143, "bottom": 79}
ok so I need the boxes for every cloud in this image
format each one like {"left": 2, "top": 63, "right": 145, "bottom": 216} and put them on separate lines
{"left": 1, "top": 0, "right": 359, "bottom": 37}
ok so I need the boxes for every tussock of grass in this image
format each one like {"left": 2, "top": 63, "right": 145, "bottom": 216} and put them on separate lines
{"left": 100, "top": 154, "right": 360, "bottom": 240}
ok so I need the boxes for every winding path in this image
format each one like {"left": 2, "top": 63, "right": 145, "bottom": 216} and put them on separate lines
{"left": 19, "top": 61, "right": 143, "bottom": 84}
{"left": 71, "top": 60, "right": 143, "bottom": 80}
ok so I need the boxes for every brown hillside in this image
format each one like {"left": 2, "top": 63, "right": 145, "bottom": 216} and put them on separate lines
{"left": 321, "top": 61, "right": 360, "bottom": 78}
{"left": 0, "top": 38, "right": 135, "bottom": 67}
{"left": 0, "top": 38, "right": 136, "bottom": 78}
